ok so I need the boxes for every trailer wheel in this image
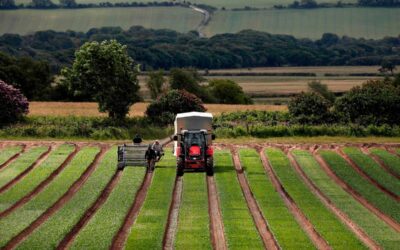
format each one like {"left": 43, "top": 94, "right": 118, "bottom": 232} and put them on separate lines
{"left": 117, "top": 162, "right": 125, "bottom": 170}
{"left": 206, "top": 158, "right": 214, "bottom": 176}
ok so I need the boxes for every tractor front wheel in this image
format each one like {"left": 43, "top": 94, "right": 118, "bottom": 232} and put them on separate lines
{"left": 206, "top": 157, "right": 214, "bottom": 176}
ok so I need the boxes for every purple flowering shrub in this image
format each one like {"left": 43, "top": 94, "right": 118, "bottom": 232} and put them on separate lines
{"left": 0, "top": 80, "right": 29, "bottom": 124}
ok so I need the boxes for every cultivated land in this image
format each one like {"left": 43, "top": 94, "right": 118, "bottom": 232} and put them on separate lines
{"left": 0, "top": 141, "right": 399, "bottom": 249}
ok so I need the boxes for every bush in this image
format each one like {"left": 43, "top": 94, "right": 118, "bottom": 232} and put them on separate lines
{"left": 0, "top": 80, "right": 29, "bottom": 124}
{"left": 207, "top": 79, "right": 253, "bottom": 104}
{"left": 288, "top": 92, "right": 331, "bottom": 125}
{"left": 145, "top": 89, "right": 206, "bottom": 125}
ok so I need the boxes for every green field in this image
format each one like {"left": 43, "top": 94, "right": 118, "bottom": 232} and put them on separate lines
{"left": 0, "top": 7, "right": 201, "bottom": 35}
{"left": 205, "top": 8, "right": 400, "bottom": 39}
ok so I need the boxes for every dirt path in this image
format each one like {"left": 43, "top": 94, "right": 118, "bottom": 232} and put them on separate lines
{"left": 163, "top": 176, "right": 183, "bottom": 250}
{"left": 231, "top": 149, "right": 280, "bottom": 250}
{"left": 2, "top": 146, "right": 107, "bottom": 250}
{"left": 57, "top": 169, "right": 123, "bottom": 250}
{"left": 314, "top": 151, "right": 400, "bottom": 233}
{"left": 206, "top": 176, "right": 227, "bottom": 250}
{"left": 0, "top": 144, "right": 27, "bottom": 171}
{"left": 110, "top": 170, "right": 154, "bottom": 250}
{"left": 287, "top": 150, "right": 380, "bottom": 250}
{"left": 189, "top": 5, "right": 210, "bottom": 38}
{"left": 337, "top": 148, "right": 400, "bottom": 202}
{"left": 258, "top": 148, "right": 331, "bottom": 250}
{"left": 0, "top": 145, "right": 79, "bottom": 218}
{"left": 0, "top": 146, "right": 52, "bottom": 195}
{"left": 361, "top": 147, "right": 400, "bottom": 180}
{"left": 386, "top": 147, "right": 400, "bottom": 157}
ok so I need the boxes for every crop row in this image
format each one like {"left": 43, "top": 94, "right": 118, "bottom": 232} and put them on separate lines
{"left": 0, "top": 146, "right": 22, "bottom": 166}
{"left": 369, "top": 148, "right": 400, "bottom": 177}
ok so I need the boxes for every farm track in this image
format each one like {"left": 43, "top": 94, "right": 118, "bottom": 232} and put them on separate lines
{"left": 0, "top": 146, "right": 52, "bottom": 195}
{"left": 314, "top": 150, "right": 400, "bottom": 233}
{"left": 57, "top": 169, "right": 122, "bottom": 250}
{"left": 337, "top": 148, "right": 400, "bottom": 201}
{"left": 362, "top": 147, "right": 400, "bottom": 180}
{"left": 287, "top": 150, "right": 380, "bottom": 249}
{"left": 163, "top": 176, "right": 183, "bottom": 250}
{"left": 206, "top": 176, "right": 227, "bottom": 250}
{"left": 110, "top": 170, "right": 153, "bottom": 250}
{"left": 2, "top": 146, "right": 107, "bottom": 250}
{"left": 0, "top": 145, "right": 79, "bottom": 218}
{"left": 231, "top": 148, "right": 280, "bottom": 250}
{"left": 0, "top": 144, "right": 26, "bottom": 171}
{"left": 258, "top": 148, "right": 331, "bottom": 250}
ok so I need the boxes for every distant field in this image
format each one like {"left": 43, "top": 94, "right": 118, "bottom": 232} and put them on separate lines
{"left": 0, "top": 7, "right": 201, "bottom": 35}
{"left": 205, "top": 8, "right": 400, "bottom": 39}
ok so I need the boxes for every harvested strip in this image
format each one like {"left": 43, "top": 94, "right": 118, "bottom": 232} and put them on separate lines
{"left": 260, "top": 149, "right": 330, "bottom": 250}
{"left": 0, "top": 146, "right": 24, "bottom": 170}
{"left": 231, "top": 150, "right": 279, "bottom": 250}
{"left": 213, "top": 150, "right": 264, "bottom": 250}
{"left": 289, "top": 150, "right": 379, "bottom": 249}
{"left": 296, "top": 150, "right": 400, "bottom": 249}
{"left": 0, "top": 147, "right": 100, "bottom": 247}
{"left": 163, "top": 176, "right": 183, "bottom": 250}
{"left": 369, "top": 148, "right": 400, "bottom": 178}
{"left": 125, "top": 153, "right": 176, "bottom": 250}
{"left": 240, "top": 149, "right": 315, "bottom": 249}
{"left": 0, "top": 146, "right": 49, "bottom": 189}
{"left": 69, "top": 167, "right": 146, "bottom": 250}
{"left": 0, "top": 144, "right": 75, "bottom": 213}
{"left": 341, "top": 147, "right": 400, "bottom": 199}
{"left": 175, "top": 174, "right": 211, "bottom": 250}
{"left": 265, "top": 148, "right": 365, "bottom": 250}
{"left": 319, "top": 150, "right": 400, "bottom": 225}
{"left": 207, "top": 176, "right": 227, "bottom": 250}
{"left": 16, "top": 147, "right": 116, "bottom": 249}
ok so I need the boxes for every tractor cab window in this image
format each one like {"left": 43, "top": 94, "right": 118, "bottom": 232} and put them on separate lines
{"left": 184, "top": 132, "right": 204, "bottom": 147}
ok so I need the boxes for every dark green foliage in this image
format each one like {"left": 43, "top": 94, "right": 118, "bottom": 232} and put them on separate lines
{"left": 207, "top": 79, "right": 253, "bottom": 104}
{"left": 146, "top": 70, "right": 165, "bottom": 99}
{"left": 31, "top": 0, "right": 56, "bottom": 8}
{"left": 334, "top": 79, "right": 400, "bottom": 125}
{"left": 58, "top": 0, "right": 76, "bottom": 7}
{"left": 145, "top": 89, "right": 206, "bottom": 125}
{"left": 358, "top": 0, "right": 400, "bottom": 6}
{"left": 379, "top": 59, "right": 397, "bottom": 75}
{"left": 0, "top": 0, "right": 16, "bottom": 8}
{"left": 288, "top": 92, "right": 332, "bottom": 124}
{"left": 0, "top": 80, "right": 29, "bottom": 125}
{"left": 62, "top": 40, "right": 140, "bottom": 119}
{"left": 307, "top": 80, "right": 336, "bottom": 104}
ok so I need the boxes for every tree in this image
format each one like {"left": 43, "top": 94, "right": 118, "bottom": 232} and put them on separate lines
{"left": 146, "top": 70, "right": 165, "bottom": 99}
{"left": 62, "top": 40, "right": 140, "bottom": 119}
{"left": 288, "top": 92, "right": 331, "bottom": 124}
{"left": 59, "top": 0, "right": 76, "bottom": 7}
{"left": 0, "top": 80, "right": 29, "bottom": 124}
{"left": 379, "top": 59, "right": 396, "bottom": 75}
{"left": 207, "top": 79, "right": 253, "bottom": 104}
{"left": 0, "top": 0, "right": 16, "bottom": 9}
{"left": 31, "top": 0, "right": 55, "bottom": 8}
{"left": 307, "top": 80, "right": 335, "bottom": 104}
{"left": 145, "top": 89, "right": 206, "bottom": 125}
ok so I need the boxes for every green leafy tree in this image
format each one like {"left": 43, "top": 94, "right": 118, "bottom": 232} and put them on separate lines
{"left": 146, "top": 70, "right": 165, "bottom": 99}
{"left": 0, "top": 80, "right": 29, "bottom": 124}
{"left": 207, "top": 79, "right": 253, "bottom": 104}
{"left": 59, "top": 0, "right": 76, "bottom": 7}
{"left": 379, "top": 59, "right": 396, "bottom": 75}
{"left": 62, "top": 40, "right": 140, "bottom": 119}
{"left": 0, "top": 0, "right": 16, "bottom": 8}
{"left": 289, "top": 92, "right": 331, "bottom": 124}
{"left": 307, "top": 80, "right": 335, "bottom": 104}
{"left": 31, "top": 0, "right": 55, "bottom": 7}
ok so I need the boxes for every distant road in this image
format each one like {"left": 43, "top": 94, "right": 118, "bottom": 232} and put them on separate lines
{"left": 189, "top": 5, "right": 210, "bottom": 37}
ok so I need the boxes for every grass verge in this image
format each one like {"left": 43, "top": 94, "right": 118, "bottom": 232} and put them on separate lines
{"left": 369, "top": 148, "right": 400, "bottom": 176}
{"left": 265, "top": 148, "right": 366, "bottom": 249}
{"left": 0, "top": 146, "right": 22, "bottom": 165}
{"left": 69, "top": 167, "right": 145, "bottom": 249}
{"left": 0, "top": 144, "right": 74, "bottom": 212}
{"left": 0, "top": 147, "right": 99, "bottom": 247}
{"left": 239, "top": 149, "right": 314, "bottom": 249}
{"left": 214, "top": 150, "right": 264, "bottom": 250}
{"left": 320, "top": 150, "right": 400, "bottom": 223}
{"left": 293, "top": 149, "right": 400, "bottom": 249}
{"left": 125, "top": 153, "right": 176, "bottom": 250}
{"left": 175, "top": 173, "right": 211, "bottom": 250}
{"left": 343, "top": 147, "right": 400, "bottom": 196}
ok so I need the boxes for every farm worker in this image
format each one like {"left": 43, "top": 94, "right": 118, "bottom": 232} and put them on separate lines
{"left": 133, "top": 134, "right": 142, "bottom": 144}
{"left": 151, "top": 140, "right": 163, "bottom": 161}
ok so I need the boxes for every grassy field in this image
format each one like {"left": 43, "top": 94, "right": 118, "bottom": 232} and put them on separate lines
{"left": 205, "top": 8, "right": 400, "bottom": 39}
{"left": 370, "top": 148, "right": 400, "bottom": 176}
{"left": 0, "top": 7, "right": 201, "bottom": 35}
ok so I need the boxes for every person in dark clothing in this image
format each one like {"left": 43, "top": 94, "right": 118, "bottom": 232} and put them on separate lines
{"left": 133, "top": 134, "right": 142, "bottom": 144}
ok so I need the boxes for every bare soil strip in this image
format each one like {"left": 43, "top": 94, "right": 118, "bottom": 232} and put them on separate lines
{"left": 258, "top": 148, "right": 331, "bottom": 250}
{"left": 314, "top": 151, "right": 400, "bottom": 233}
{"left": 163, "top": 176, "right": 183, "bottom": 250}
{"left": 57, "top": 169, "right": 123, "bottom": 250}
{"left": 337, "top": 148, "right": 400, "bottom": 201}
{"left": 0, "top": 145, "right": 79, "bottom": 218}
{"left": 231, "top": 149, "right": 281, "bottom": 250}
{"left": 0, "top": 146, "right": 52, "bottom": 195}
{"left": 2, "top": 146, "right": 107, "bottom": 250}
{"left": 206, "top": 176, "right": 228, "bottom": 250}
{"left": 110, "top": 170, "right": 153, "bottom": 250}
{"left": 0, "top": 144, "right": 27, "bottom": 171}
{"left": 386, "top": 147, "right": 400, "bottom": 157}
{"left": 361, "top": 147, "right": 400, "bottom": 180}
{"left": 287, "top": 150, "right": 380, "bottom": 250}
